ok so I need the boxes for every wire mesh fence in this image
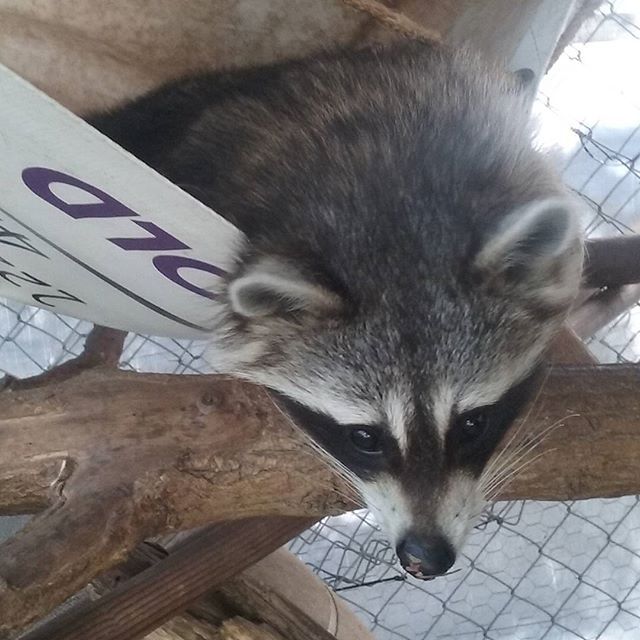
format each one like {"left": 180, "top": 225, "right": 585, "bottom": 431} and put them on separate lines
{"left": 1, "top": 1, "right": 639, "bottom": 638}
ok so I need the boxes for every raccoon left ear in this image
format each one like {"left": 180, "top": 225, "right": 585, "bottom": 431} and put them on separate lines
{"left": 228, "top": 256, "right": 344, "bottom": 319}
{"left": 474, "top": 198, "right": 583, "bottom": 306}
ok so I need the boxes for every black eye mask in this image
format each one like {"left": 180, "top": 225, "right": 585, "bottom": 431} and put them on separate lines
{"left": 445, "top": 365, "right": 545, "bottom": 476}
{"left": 271, "top": 392, "right": 402, "bottom": 480}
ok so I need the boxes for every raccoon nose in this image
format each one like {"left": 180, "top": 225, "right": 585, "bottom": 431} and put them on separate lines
{"left": 396, "top": 534, "right": 455, "bottom": 579}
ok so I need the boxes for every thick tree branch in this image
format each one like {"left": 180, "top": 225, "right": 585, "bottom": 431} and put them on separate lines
{"left": 570, "top": 283, "right": 640, "bottom": 339}
{"left": 2, "top": 361, "right": 640, "bottom": 632}
{"left": 583, "top": 236, "right": 640, "bottom": 289}
{"left": 0, "top": 371, "right": 354, "bottom": 632}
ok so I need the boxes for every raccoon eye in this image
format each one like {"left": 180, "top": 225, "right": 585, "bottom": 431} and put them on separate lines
{"left": 350, "top": 427, "right": 382, "bottom": 453}
{"left": 456, "top": 410, "right": 488, "bottom": 441}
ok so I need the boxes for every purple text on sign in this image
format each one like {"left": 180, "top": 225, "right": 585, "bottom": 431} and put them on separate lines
{"left": 22, "top": 167, "right": 226, "bottom": 298}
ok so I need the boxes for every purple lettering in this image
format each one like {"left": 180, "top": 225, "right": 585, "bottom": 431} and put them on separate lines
{"left": 22, "top": 168, "right": 138, "bottom": 219}
{"left": 152, "top": 255, "right": 225, "bottom": 299}
{"left": 109, "top": 220, "right": 189, "bottom": 251}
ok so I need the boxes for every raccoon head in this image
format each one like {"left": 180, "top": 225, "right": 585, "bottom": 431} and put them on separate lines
{"left": 211, "top": 196, "right": 582, "bottom": 579}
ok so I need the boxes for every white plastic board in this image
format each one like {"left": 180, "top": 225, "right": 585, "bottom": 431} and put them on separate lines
{"left": 0, "top": 64, "right": 243, "bottom": 338}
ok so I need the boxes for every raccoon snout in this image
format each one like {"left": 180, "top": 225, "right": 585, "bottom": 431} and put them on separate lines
{"left": 396, "top": 533, "right": 456, "bottom": 579}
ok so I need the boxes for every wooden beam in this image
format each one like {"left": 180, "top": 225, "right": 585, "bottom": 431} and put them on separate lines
{"left": 19, "top": 518, "right": 315, "bottom": 640}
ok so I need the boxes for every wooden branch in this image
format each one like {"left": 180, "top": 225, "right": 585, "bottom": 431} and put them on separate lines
{"left": 583, "top": 236, "right": 640, "bottom": 289}
{"left": 496, "top": 363, "right": 640, "bottom": 501}
{"left": 144, "top": 617, "right": 222, "bottom": 640}
{"left": 89, "top": 537, "right": 372, "bottom": 640}
{"left": 3, "top": 360, "right": 640, "bottom": 632}
{"left": 217, "top": 547, "right": 374, "bottom": 640}
{"left": 570, "top": 283, "right": 640, "bottom": 339}
{"left": 0, "top": 370, "right": 353, "bottom": 633}
{"left": 5, "top": 325, "right": 126, "bottom": 391}
{"left": 220, "top": 618, "right": 285, "bottom": 640}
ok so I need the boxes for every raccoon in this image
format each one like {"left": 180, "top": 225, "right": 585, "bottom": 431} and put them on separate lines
{"left": 91, "top": 41, "right": 583, "bottom": 579}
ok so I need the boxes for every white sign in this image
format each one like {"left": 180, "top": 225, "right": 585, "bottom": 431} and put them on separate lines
{"left": 0, "top": 64, "right": 244, "bottom": 338}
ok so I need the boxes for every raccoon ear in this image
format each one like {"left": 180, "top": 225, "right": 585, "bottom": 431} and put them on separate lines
{"left": 474, "top": 198, "right": 583, "bottom": 306}
{"left": 228, "top": 256, "right": 344, "bottom": 319}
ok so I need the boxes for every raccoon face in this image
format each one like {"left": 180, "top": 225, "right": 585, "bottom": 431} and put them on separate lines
{"left": 212, "top": 196, "right": 583, "bottom": 579}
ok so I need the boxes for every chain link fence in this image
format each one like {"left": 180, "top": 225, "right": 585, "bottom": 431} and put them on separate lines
{"left": 1, "top": 1, "right": 639, "bottom": 638}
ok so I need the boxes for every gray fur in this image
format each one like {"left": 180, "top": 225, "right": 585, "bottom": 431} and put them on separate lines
{"left": 92, "top": 41, "right": 584, "bottom": 576}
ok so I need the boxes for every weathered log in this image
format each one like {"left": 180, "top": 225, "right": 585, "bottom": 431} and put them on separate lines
{"left": 0, "top": 369, "right": 355, "bottom": 632}
{"left": 583, "top": 236, "right": 640, "bottom": 289}
{"left": 570, "top": 283, "right": 640, "bottom": 340}
{"left": 18, "top": 519, "right": 316, "bottom": 640}
{"left": 215, "top": 547, "right": 374, "bottom": 640}
{"left": 144, "top": 618, "right": 221, "bottom": 640}
{"left": 2, "top": 357, "right": 640, "bottom": 632}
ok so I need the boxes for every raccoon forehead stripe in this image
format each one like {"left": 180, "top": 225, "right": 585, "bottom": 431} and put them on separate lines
{"left": 457, "top": 342, "right": 548, "bottom": 414}
{"left": 431, "top": 383, "right": 456, "bottom": 440}
{"left": 248, "top": 373, "right": 380, "bottom": 425}
{"left": 385, "top": 387, "right": 412, "bottom": 454}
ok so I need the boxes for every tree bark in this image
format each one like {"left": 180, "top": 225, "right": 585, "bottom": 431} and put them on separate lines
{"left": 583, "top": 236, "right": 640, "bottom": 289}
{"left": 2, "top": 359, "right": 640, "bottom": 632}
{"left": 0, "top": 369, "right": 354, "bottom": 632}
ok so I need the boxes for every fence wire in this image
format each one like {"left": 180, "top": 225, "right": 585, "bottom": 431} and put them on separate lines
{"left": 1, "top": 1, "right": 639, "bottom": 638}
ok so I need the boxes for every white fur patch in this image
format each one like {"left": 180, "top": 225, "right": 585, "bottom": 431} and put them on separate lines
{"left": 360, "top": 475, "right": 413, "bottom": 546}
{"left": 228, "top": 256, "right": 341, "bottom": 317}
{"left": 436, "top": 472, "right": 484, "bottom": 551}
{"left": 431, "top": 383, "right": 455, "bottom": 440}
{"left": 457, "top": 376, "right": 513, "bottom": 415}
{"left": 244, "top": 371, "right": 381, "bottom": 425}
{"left": 432, "top": 334, "right": 550, "bottom": 437}
{"left": 385, "top": 387, "right": 412, "bottom": 454}
{"left": 474, "top": 197, "right": 583, "bottom": 307}
{"left": 457, "top": 335, "right": 550, "bottom": 414}
{"left": 206, "top": 335, "right": 267, "bottom": 374}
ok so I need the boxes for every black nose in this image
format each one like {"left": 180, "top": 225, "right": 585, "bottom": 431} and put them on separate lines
{"left": 396, "top": 534, "right": 456, "bottom": 579}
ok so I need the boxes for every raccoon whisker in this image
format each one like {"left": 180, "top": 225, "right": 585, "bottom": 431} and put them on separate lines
{"left": 485, "top": 411, "right": 577, "bottom": 483}
{"left": 264, "top": 391, "right": 363, "bottom": 499}
{"left": 309, "top": 479, "right": 365, "bottom": 507}
{"left": 307, "top": 444, "right": 363, "bottom": 497}
{"left": 470, "top": 508, "right": 490, "bottom": 523}
{"left": 480, "top": 366, "right": 554, "bottom": 481}
{"left": 301, "top": 438, "right": 362, "bottom": 492}
{"left": 480, "top": 433, "right": 553, "bottom": 497}
{"left": 484, "top": 448, "right": 556, "bottom": 503}
{"left": 480, "top": 413, "right": 576, "bottom": 491}
{"left": 482, "top": 426, "right": 564, "bottom": 498}
{"left": 481, "top": 437, "right": 550, "bottom": 496}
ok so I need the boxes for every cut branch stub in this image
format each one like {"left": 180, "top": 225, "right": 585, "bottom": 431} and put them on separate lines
{"left": 583, "top": 235, "right": 640, "bottom": 289}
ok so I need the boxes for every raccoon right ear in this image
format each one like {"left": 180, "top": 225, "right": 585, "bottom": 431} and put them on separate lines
{"left": 474, "top": 198, "right": 583, "bottom": 306}
{"left": 228, "top": 256, "right": 344, "bottom": 319}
